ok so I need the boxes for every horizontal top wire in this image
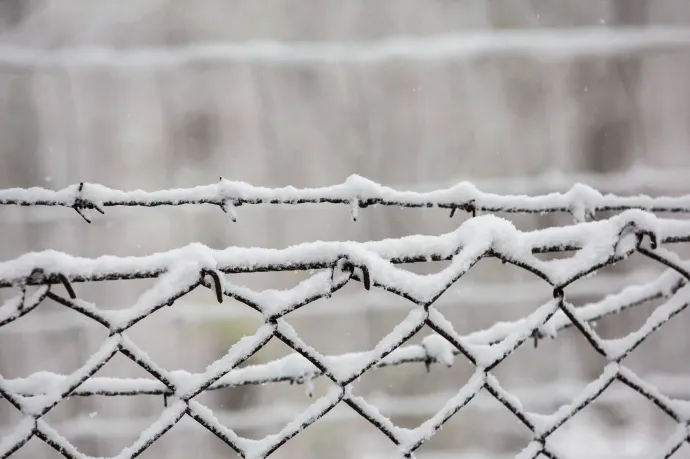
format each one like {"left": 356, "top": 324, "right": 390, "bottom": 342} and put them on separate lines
{"left": 0, "top": 27, "right": 689, "bottom": 68}
{"left": 1, "top": 166, "right": 689, "bottom": 225}
{"left": 0, "top": 209, "right": 688, "bottom": 287}
{"left": 0, "top": 175, "right": 690, "bottom": 226}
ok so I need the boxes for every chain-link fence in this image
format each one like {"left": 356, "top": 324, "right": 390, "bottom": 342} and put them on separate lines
{"left": 1, "top": 178, "right": 690, "bottom": 458}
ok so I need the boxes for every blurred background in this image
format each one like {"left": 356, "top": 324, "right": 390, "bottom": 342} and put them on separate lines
{"left": 1, "top": 1, "right": 690, "bottom": 458}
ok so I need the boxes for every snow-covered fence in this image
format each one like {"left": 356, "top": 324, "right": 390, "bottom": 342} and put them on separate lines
{"left": 2, "top": 178, "right": 690, "bottom": 458}
{"left": 1, "top": 175, "right": 690, "bottom": 222}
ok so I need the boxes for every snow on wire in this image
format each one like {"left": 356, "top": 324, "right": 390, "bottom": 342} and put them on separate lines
{"left": 2, "top": 186, "right": 690, "bottom": 457}
{"left": 1, "top": 175, "right": 690, "bottom": 226}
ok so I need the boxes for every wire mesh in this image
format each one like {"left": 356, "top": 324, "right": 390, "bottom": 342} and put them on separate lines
{"left": 1, "top": 180, "right": 690, "bottom": 458}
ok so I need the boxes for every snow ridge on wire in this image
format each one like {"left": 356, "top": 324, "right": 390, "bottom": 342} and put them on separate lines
{"left": 2, "top": 209, "right": 690, "bottom": 458}
{"left": 2, "top": 166, "right": 689, "bottom": 226}
{"left": 1, "top": 175, "right": 690, "bottom": 226}
{"left": 0, "top": 27, "right": 689, "bottom": 69}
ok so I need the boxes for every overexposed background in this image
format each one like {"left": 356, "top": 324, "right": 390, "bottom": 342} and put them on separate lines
{"left": 1, "top": 1, "right": 690, "bottom": 458}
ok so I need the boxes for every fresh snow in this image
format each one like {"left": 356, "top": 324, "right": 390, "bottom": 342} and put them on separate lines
{"left": 1, "top": 175, "right": 690, "bottom": 219}
{"left": 8, "top": 375, "right": 690, "bottom": 440}
{"left": 1, "top": 208, "right": 690, "bottom": 458}
{"left": 0, "top": 210, "right": 687, "bottom": 293}
{"left": 0, "top": 269, "right": 661, "bottom": 334}
{"left": 4, "top": 241, "right": 690, "bottom": 402}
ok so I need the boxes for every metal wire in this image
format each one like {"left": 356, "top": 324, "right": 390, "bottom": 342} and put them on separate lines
{"left": 1, "top": 177, "right": 690, "bottom": 228}
{"left": 1, "top": 186, "right": 690, "bottom": 458}
{"left": 17, "top": 374, "right": 690, "bottom": 441}
{"left": 0, "top": 269, "right": 659, "bottom": 335}
{"left": 2, "top": 166, "right": 689, "bottom": 225}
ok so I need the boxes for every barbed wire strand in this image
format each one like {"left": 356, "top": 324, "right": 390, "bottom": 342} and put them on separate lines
{"left": 2, "top": 166, "right": 689, "bottom": 225}
{"left": 1, "top": 176, "right": 690, "bottom": 230}
{"left": 0, "top": 27, "right": 689, "bottom": 70}
{"left": 2, "top": 210, "right": 690, "bottom": 458}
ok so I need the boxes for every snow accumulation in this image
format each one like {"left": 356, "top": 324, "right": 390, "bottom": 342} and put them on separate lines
{"left": 8, "top": 374, "right": 690, "bottom": 441}
{"left": 5, "top": 257, "right": 689, "bottom": 420}
{"left": 26, "top": 376, "right": 687, "bottom": 448}
{"left": 0, "top": 208, "right": 688, "bottom": 292}
{"left": 0, "top": 210, "right": 689, "bottom": 390}
{"left": 0, "top": 269, "right": 659, "bottom": 335}
{"left": 1, "top": 208, "right": 690, "bottom": 457}
{"left": 1, "top": 175, "right": 690, "bottom": 219}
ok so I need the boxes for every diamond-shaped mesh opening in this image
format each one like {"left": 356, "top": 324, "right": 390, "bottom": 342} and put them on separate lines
{"left": 410, "top": 386, "right": 536, "bottom": 456}
{"left": 6, "top": 435, "right": 64, "bottom": 459}
{"left": 283, "top": 285, "right": 418, "bottom": 356}
{"left": 43, "top": 395, "right": 149, "bottom": 457}
{"left": 305, "top": 404, "right": 404, "bottom": 459}
{"left": 362, "top": 363, "right": 478, "bottom": 432}
{"left": 543, "top": 378, "right": 680, "bottom": 457}
{"left": 359, "top": 330, "right": 478, "bottom": 408}
{"left": 136, "top": 415, "right": 244, "bottom": 459}
{"left": 0, "top": 396, "right": 23, "bottom": 433}
{"left": 86, "top": 351, "right": 160, "bottom": 382}
{"left": 505, "top": 320, "right": 612, "bottom": 381}
{"left": 669, "top": 441, "right": 690, "bottom": 459}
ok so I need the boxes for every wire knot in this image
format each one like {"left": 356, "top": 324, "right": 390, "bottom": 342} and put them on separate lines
{"left": 201, "top": 270, "right": 224, "bottom": 303}
{"left": 613, "top": 220, "right": 659, "bottom": 255}
{"left": 636, "top": 230, "right": 658, "bottom": 250}
{"left": 29, "top": 269, "right": 75, "bottom": 299}
{"left": 449, "top": 200, "right": 476, "bottom": 219}
{"left": 330, "top": 256, "right": 371, "bottom": 291}
{"left": 72, "top": 182, "right": 105, "bottom": 223}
